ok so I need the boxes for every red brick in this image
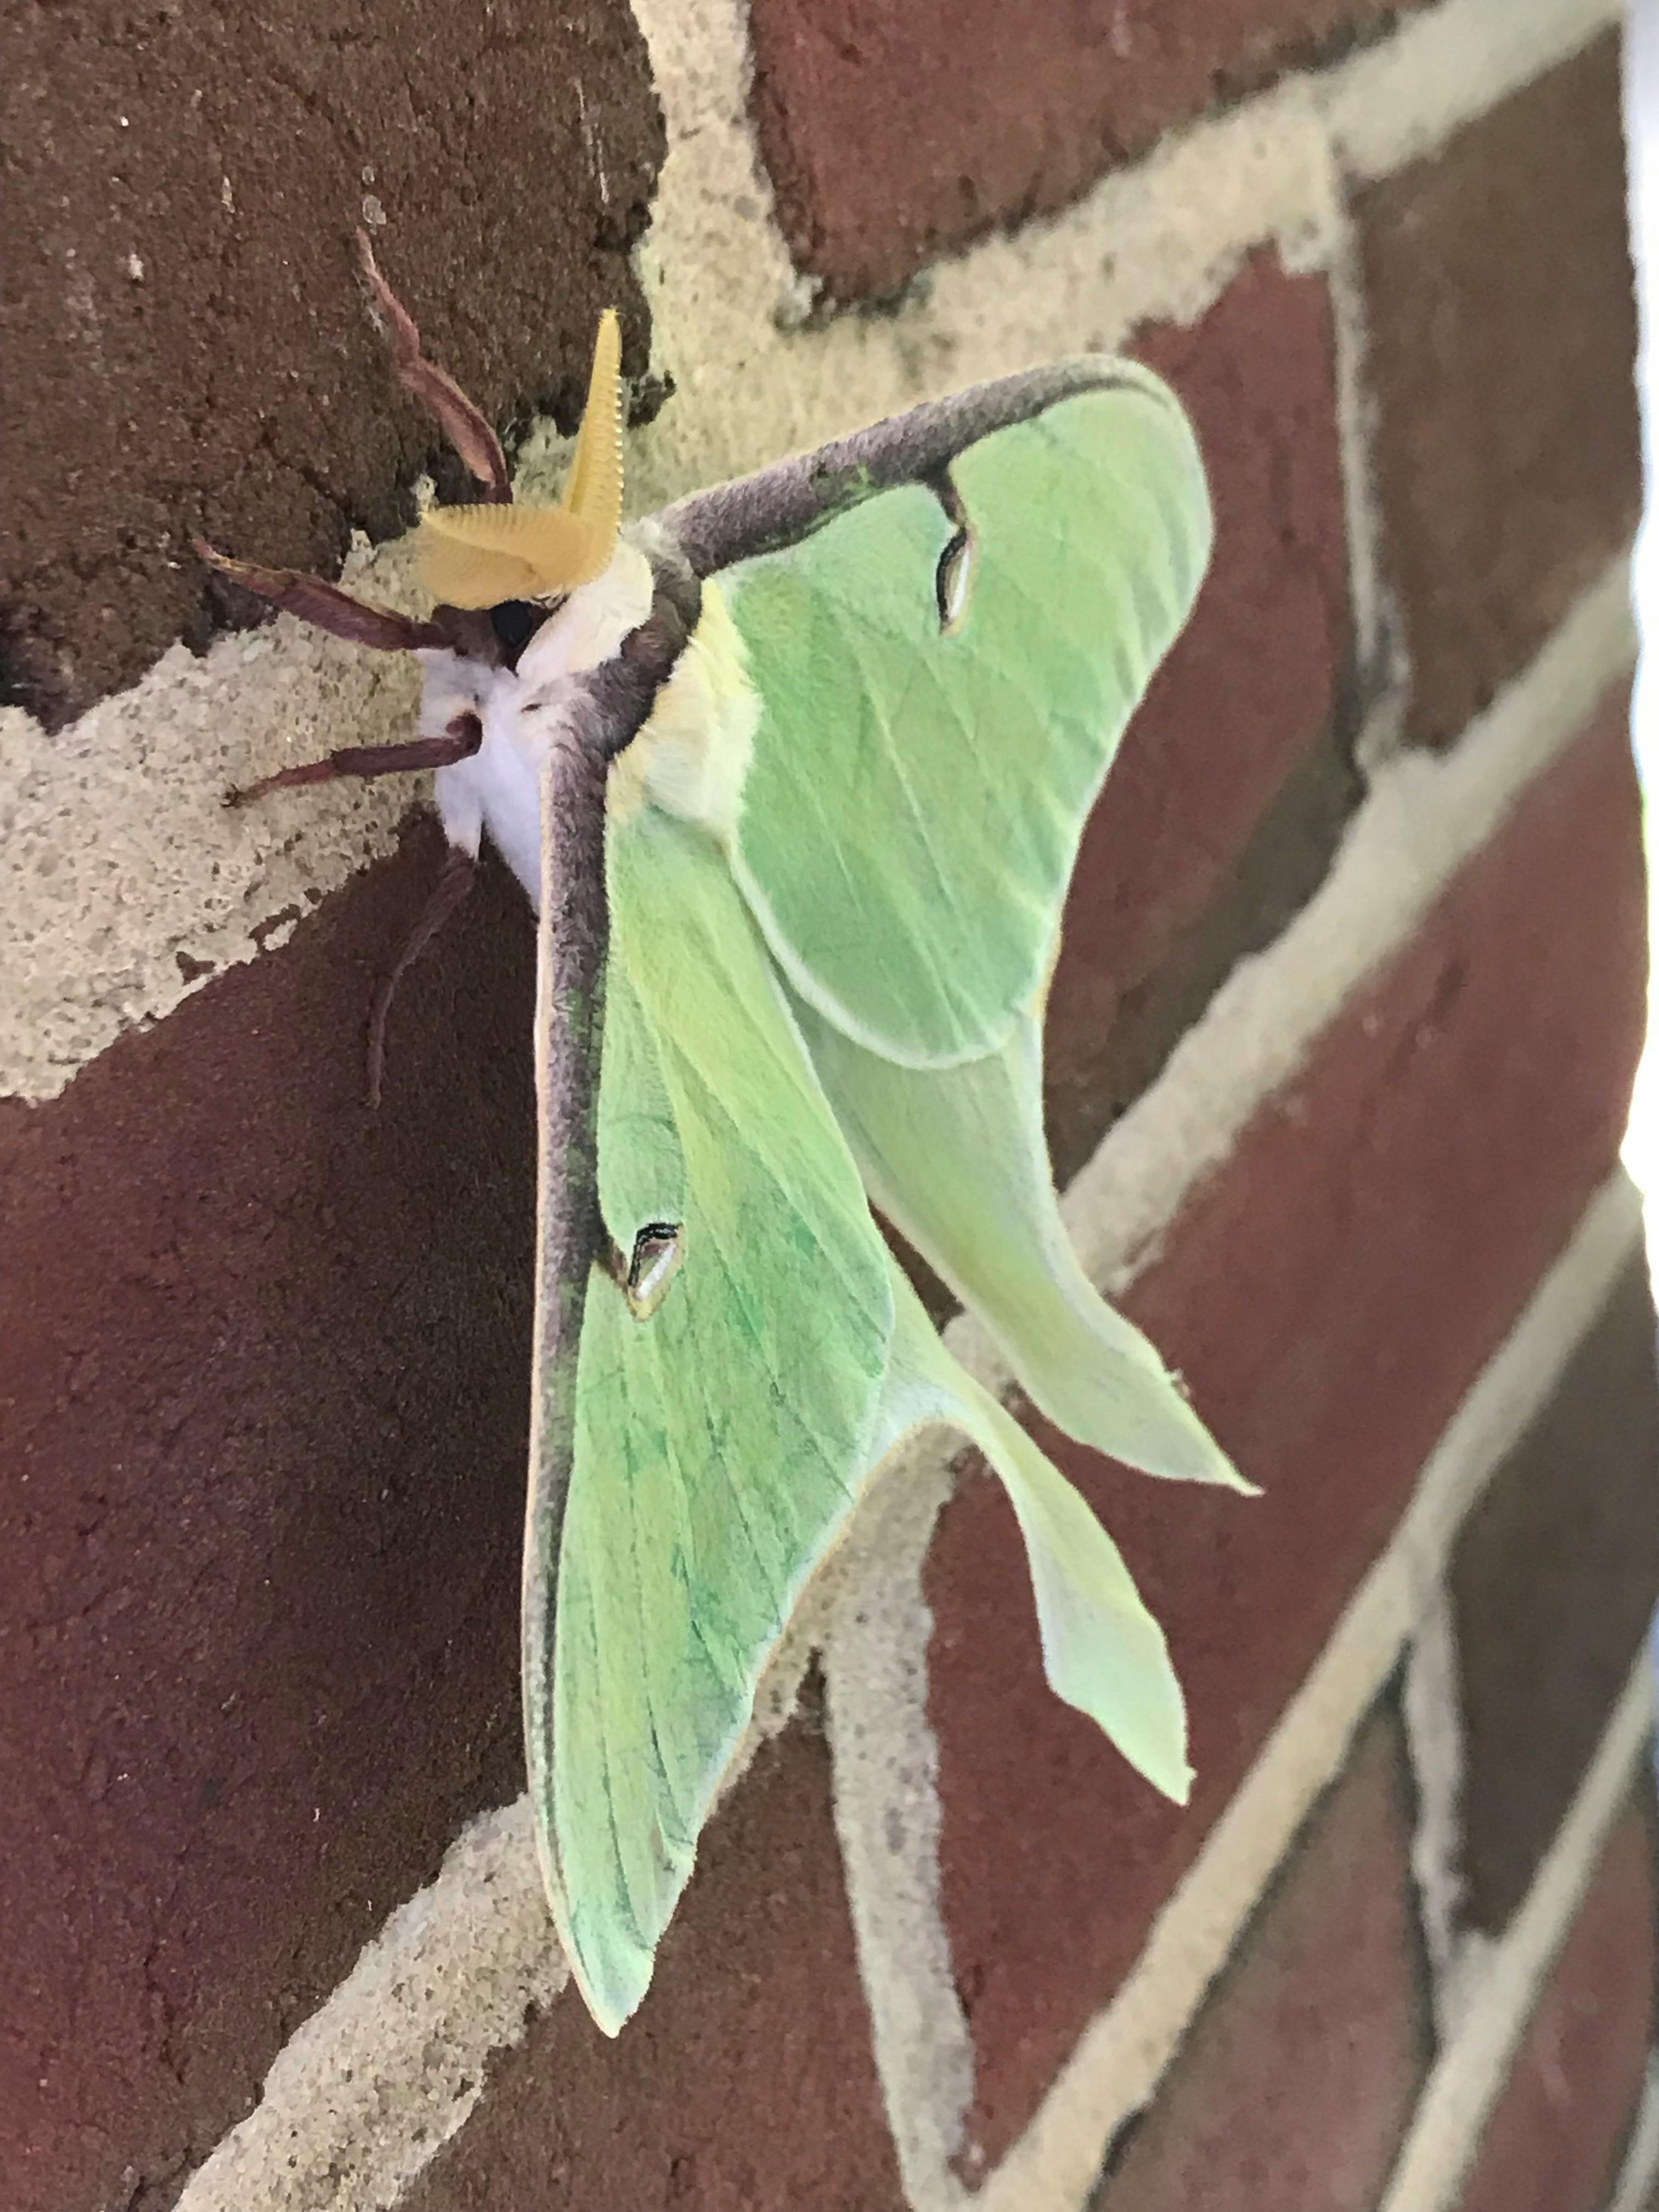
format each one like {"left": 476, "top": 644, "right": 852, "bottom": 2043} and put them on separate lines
{"left": 1046, "top": 253, "right": 1357, "bottom": 1186}
{"left": 0, "top": 825, "right": 537, "bottom": 2212}
{"left": 929, "top": 687, "right": 1646, "bottom": 2166}
{"left": 1090, "top": 1705, "right": 1429, "bottom": 2212}
{"left": 402, "top": 1712, "right": 909, "bottom": 2212}
{"left": 1452, "top": 1254, "right": 1659, "bottom": 1932}
{"left": 749, "top": 0, "right": 1426, "bottom": 302}
{"left": 0, "top": 0, "right": 663, "bottom": 727}
{"left": 1455, "top": 1785, "right": 1657, "bottom": 2212}
{"left": 1357, "top": 35, "right": 1640, "bottom": 749}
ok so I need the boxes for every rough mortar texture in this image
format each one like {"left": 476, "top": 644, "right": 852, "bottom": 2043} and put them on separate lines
{"left": 1358, "top": 31, "right": 1641, "bottom": 748}
{"left": 3, "top": 599, "right": 425, "bottom": 1099}
{"left": 173, "top": 1798, "right": 568, "bottom": 2212}
{"left": 1450, "top": 1252, "right": 1659, "bottom": 1933}
{"left": 748, "top": 0, "right": 1426, "bottom": 300}
{"left": 0, "top": 0, "right": 662, "bottom": 726}
{"left": 1089, "top": 1703, "right": 1430, "bottom": 2212}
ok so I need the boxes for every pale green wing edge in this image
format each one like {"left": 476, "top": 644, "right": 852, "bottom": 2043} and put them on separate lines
{"left": 793, "top": 991, "right": 1253, "bottom": 1492}
{"left": 870, "top": 1260, "right": 1191, "bottom": 1802}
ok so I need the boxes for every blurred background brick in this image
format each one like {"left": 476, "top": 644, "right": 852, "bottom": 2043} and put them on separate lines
{"left": 1454, "top": 1785, "right": 1657, "bottom": 2212}
{"left": 1088, "top": 1703, "right": 1430, "bottom": 2212}
{"left": 1451, "top": 1254, "right": 1659, "bottom": 1933}
{"left": 1358, "top": 33, "right": 1640, "bottom": 750}
{"left": 751, "top": 0, "right": 1431, "bottom": 300}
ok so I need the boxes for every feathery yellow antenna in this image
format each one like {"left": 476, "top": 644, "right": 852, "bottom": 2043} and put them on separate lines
{"left": 416, "top": 310, "right": 624, "bottom": 609}
{"left": 560, "top": 308, "right": 623, "bottom": 544}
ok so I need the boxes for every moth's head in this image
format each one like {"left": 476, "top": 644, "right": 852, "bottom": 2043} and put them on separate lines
{"left": 417, "top": 304, "right": 649, "bottom": 696}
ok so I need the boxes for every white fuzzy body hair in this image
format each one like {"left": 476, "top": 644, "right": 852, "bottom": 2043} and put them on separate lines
{"left": 424, "top": 539, "right": 758, "bottom": 911}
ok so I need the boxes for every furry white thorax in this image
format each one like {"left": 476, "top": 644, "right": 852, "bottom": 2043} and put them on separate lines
{"left": 424, "top": 537, "right": 759, "bottom": 913}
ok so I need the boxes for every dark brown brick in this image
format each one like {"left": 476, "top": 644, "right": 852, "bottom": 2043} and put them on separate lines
{"left": 1455, "top": 1783, "right": 1657, "bottom": 2212}
{"left": 0, "top": 825, "right": 538, "bottom": 2212}
{"left": 1451, "top": 1253, "right": 1659, "bottom": 1933}
{"left": 0, "top": 0, "right": 663, "bottom": 727}
{"left": 403, "top": 1714, "right": 909, "bottom": 2212}
{"left": 1358, "top": 33, "right": 1640, "bottom": 749}
{"left": 1090, "top": 1704, "right": 1430, "bottom": 2212}
{"left": 929, "top": 686, "right": 1646, "bottom": 2166}
{"left": 1047, "top": 253, "right": 1358, "bottom": 1187}
{"left": 749, "top": 0, "right": 1425, "bottom": 302}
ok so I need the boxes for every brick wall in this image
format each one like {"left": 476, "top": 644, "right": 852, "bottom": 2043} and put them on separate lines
{"left": 1, "top": 1, "right": 1653, "bottom": 2209}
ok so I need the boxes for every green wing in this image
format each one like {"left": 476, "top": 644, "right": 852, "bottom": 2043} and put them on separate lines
{"left": 723, "top": 365, "right": 1209, "bottom": 1067}
{"left": 529, "top": 802, "right": 894, "bottom": 2034}
{"left": 793, "top": 994, "right": 1251, "bottom": 1491}
{"left": 530, "top": 796, "right": 1200, "bottom": 2033}
{"left": 530, "top": 362, "right": 1231, "bottom": 2032}
{"left": 869, "top": 1261, "right": 1190, "bottom": 1801}
{"left": 716, "top": 358, "right": 1238, "bottom": 1491}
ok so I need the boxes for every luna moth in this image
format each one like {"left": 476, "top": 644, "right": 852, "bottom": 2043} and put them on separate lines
{"left": 201, "top": 235, "right": 1248, "bottom": 2035}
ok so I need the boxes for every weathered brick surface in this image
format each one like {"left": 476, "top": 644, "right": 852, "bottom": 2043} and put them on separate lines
{"left": 929, "top": 688, "right": 1646, "bottom": 2166}
{"left": 1451, "top": 1253, "right": 1659, "bottom": 1934}
{"left": 1454, "top": 1784, "right": 1657, "bottom": 2212}
{"left": 402, "top": 1713, "right": 909, "bottom": 2212}
{"left": 1, "top": 824, "right": 538, "bottom": 2212}
{"left": 1088, "top": 1702, "right": 1429, "bottom": 2212}
{"left": 1047, "top": 253, "right": 1357, "bottom": 1186}
{"left": 0, "top": 0, "right": 663, "bottom": 727}
{"left": 749, "top": 0, "right": 1425, "bottom": 301}
{"left": 1358, "top": 33, "right": 1640, "bottom": 749}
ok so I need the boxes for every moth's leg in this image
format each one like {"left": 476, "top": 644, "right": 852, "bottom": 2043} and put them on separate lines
{"left": 366, "top": 844, "right": 478, "bottom": 1108}
{"left": 226, "top": 710, "right": 484, "bottom": 806}
{"left": 357, "top": 230, "right": 512, "bottom": 505}
{"left": 923, "top": 466, "right": 977, "bottom": 634}
{"left": 198, "top": 539, "right": 446, "bottom": 654}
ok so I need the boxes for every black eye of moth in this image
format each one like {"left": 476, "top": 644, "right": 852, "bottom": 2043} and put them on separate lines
{"left": 489, "top": 599, "right": 542, "bottom": 659}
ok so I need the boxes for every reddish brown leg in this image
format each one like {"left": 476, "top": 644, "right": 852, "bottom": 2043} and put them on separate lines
{"left": 198, "top": 539, "right": 448, "bottom": 653}
{"left": 228, "top": 714, "right": 482, "bottom": 806}
{"left": 367, "top": 847, "right": 478, "bottom": 1108}
{"left": 227, "top": 711, "right": 483, "bottom": 808}
{"left": 357, "top": 230, "right": 512, "bottom": 504}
